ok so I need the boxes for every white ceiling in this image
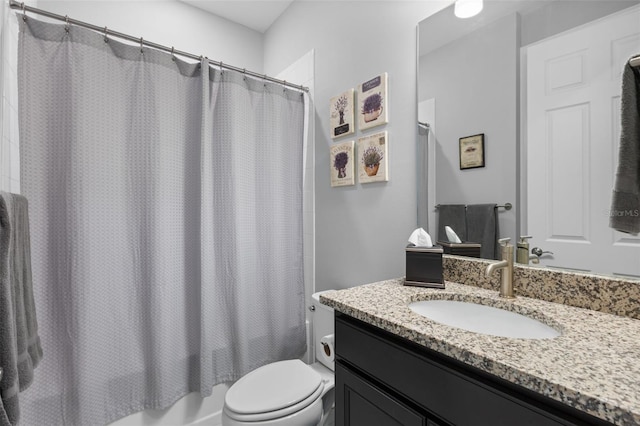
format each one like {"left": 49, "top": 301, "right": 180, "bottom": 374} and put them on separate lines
{"left": 179, "top": 0, "right": 295, "bottom": 33}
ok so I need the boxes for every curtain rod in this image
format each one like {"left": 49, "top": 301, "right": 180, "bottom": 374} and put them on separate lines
{"left": 9, "top": 0, "right": 309, "bottom": 93}
{"left": 631, "top": 56, "right": 640, "bottom": 68}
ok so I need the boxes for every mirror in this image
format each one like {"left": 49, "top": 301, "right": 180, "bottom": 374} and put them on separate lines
{"left": 418, "top": 0, "right": 640, "bottom": 278}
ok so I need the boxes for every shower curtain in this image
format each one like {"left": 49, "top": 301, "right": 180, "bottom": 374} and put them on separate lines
{"left": 17, "top": 16, "right": 306, "bottom": 426}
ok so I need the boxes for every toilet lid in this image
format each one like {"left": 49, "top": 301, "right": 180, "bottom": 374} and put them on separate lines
{"left": 225, "top": 359, "right": 322, "bottom": 415}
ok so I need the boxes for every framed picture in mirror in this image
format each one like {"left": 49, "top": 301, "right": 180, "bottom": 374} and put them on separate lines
{"left": 459, "top": 133, "right": 485, "bottom": 170}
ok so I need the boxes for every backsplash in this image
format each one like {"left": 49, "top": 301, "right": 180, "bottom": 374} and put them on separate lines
{"left": 443, "top": 255, "right": 640, "bottom": 320}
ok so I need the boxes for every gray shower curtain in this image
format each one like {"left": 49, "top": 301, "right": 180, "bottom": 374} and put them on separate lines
{"left": 17, "top": 16, "right": 306, "bottom": 425}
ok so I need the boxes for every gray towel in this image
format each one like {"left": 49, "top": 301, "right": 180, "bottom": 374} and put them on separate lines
{"left": 610, "top": 59, "right": 640, "bottom": 234}
{"left": 0, "top": 192, "right": 42, "bottom": 426}
{"left": 466, "top": 204, "right": 498, "bottom": 259}
{"left": 437, "top": 204, "right": 467, "bottom": 243}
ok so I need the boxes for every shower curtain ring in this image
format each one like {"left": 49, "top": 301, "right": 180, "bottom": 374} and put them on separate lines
{"left": 140, "top": 37, "right": 144, "bottom": 54}
{"left": 170, "top": 47, "right": 175, "bottom": 61}
{"left": 283, "top": 80, "right": 287, "bottom": 92}
{"left": 21, "top": 2, "right": 26, "bottom": 21}
{"left": 103, "top": 26, "right": 109, "bottom": 43}
{"left": 65, "top": 15, "right": 70, "bottom": 33}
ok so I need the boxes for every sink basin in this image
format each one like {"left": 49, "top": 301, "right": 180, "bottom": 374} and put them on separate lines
{"left": 408, "top": 300, "right": 561, "bottom": 339}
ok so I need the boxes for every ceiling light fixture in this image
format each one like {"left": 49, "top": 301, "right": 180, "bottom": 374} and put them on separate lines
{"left": 454, "top": 0, "right": 483, "bottom": 18}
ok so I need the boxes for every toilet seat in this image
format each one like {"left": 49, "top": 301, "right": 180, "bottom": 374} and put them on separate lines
{"left": 224, "top": 383, "right": 323, "bottom": 422}
{"left": 224, "top": 359, "right": 324, "bottom": 422}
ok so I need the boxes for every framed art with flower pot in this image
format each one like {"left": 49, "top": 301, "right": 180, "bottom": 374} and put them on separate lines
{"left": 358, "top": 132, "right": 388, "bottom": 183}
{"left": 358, "top": 73, "right": 388, "bottom": 131}
{"left": 330, "top": 89, "right": 355, "bottom": 139}
{"left": 330, "top": 140, "right": 355, "bottom": 187}
{"left": 459, "top": 133, "right": 485, "bottom": 170}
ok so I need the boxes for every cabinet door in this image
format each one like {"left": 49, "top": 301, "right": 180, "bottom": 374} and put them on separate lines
{"left": 336, "top": 362, "right": 426, "bottom": 426}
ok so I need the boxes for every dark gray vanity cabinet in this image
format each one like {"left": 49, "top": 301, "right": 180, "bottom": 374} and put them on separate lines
{"left": 334, "top": 312, "right": 611, "bottom": 426}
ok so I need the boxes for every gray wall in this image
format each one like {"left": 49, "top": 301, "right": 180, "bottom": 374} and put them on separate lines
{"left": 264, "top": 1, "right": 451, "bottom": 291}
{"left": 418, "top": 14, "right": 519, "bottom": 248}
{"left": 37, "top": 1, "right": 264, "bottom": 73}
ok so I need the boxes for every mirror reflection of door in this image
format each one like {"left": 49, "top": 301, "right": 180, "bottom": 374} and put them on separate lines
{"left": 525, "top": 5, "right": 640, "bottom": 277}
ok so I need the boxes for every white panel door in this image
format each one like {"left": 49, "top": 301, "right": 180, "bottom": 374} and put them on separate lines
{"left": 526, "top": 6, "right": 640, "bottom": 278}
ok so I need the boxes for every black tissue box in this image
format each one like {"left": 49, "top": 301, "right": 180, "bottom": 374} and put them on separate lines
{"left": 405, "top": 245, "right": 444, "bottom": 289}
{"left": 437, "top": 241, "right": 482, "bottom": 258}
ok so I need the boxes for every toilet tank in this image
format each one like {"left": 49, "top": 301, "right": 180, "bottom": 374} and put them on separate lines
{"left": 311, "top": 291, "right": 335, "bottom": 371}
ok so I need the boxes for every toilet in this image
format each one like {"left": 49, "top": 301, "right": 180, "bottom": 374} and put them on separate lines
{"left": 222, "top": 291, "right": 335, "bottom": 426}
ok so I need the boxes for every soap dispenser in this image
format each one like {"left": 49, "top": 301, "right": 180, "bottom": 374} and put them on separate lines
{"left": 516, "top": 236, "right": 532, "bottom": 264}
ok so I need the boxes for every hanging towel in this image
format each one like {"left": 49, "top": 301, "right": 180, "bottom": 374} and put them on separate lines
{"left": 610, "top": 59, "right": 640, "bottom": 234}
{"left": 0, "top": 192, "right": 42, "bottom": 426}
{"left": 437, "top": 204, "right": 467, "bottom": 243}
{"left": 466, "top": 204, "right": 498, "bottom": 259}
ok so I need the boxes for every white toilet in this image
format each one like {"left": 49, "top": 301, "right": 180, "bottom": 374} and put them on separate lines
{"left": 221, "top": 291, "right": 335, "bottom": 426}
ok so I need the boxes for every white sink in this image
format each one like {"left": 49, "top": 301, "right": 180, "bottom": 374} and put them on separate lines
{"left": 408, "top": 300, "right": 561, "bottom": 339}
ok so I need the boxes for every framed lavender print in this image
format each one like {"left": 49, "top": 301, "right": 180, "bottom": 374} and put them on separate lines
{"left": 358, "top": 73, "right": 388, "bottom": 131}
{"left": 330, "top": 140, "right": 355, "bottom": 187}
{"left": 330, "top": 89, "right": 355, "bottom": 139}
{"left": 358, "top": 132, "right": 388, "bottom": 183}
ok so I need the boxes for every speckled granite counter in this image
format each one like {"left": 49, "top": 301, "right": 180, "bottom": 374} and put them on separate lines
{"left": 320, "top": 279, "right": 640, "bottom": 425}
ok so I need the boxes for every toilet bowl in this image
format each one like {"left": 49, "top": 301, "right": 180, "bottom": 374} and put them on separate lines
{"left": 222, "top": 291, "right": 335, "bottom": 426}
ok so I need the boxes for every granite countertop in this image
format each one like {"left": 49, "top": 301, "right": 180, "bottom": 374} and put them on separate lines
{"left": 320, "top": 278, "right": 640, "bottom": 425}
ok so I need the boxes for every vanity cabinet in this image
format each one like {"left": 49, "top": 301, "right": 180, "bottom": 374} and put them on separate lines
{"left": 334, "top": 312, "right": 611, "bottom": 426}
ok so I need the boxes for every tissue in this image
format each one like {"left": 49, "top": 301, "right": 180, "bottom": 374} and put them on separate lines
{"left": 408, "top": 228, "right": 433, "bottom": 247}
{"left": 445, "top": 226, "right": 462, "bottom": 243}
{"left": 320, "top": 334, "right": 335, "bottom": 364}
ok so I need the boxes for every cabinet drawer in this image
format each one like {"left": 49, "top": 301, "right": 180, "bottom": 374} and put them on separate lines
{"left": 336, "top": 313, "right": 607, "bottom": 426}
{"left": 336, "top": 362, "right": 427, "bottom": 426}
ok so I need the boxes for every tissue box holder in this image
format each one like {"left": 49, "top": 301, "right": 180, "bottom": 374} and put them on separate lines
{"left": 405, "top": 245, "right": 444, "bottom": 289}
{"left": 437, "top": 241, "right": 482, "bottom": 258}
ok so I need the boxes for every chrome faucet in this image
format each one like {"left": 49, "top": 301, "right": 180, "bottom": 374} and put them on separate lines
{"left": 485, "top": 238, "right": 515, "bottom": 298}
